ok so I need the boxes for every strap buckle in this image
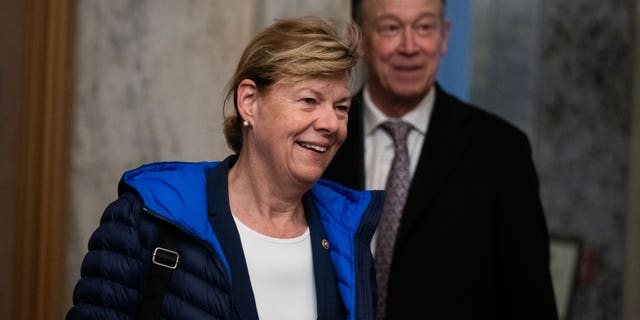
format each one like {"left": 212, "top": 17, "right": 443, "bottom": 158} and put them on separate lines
{"left": 152, "top": 247, "right": 179, "bottom": 270}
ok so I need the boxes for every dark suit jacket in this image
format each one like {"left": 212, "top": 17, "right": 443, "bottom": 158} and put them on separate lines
{"left": 324, "top": 84, "right": 558, "bottom": 319}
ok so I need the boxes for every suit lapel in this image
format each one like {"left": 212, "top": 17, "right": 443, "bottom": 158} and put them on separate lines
{"left": 395, "top": 85, "right": 473, "bottom": 242}
{"left": 325, "top": 86, "right": 473, "bottom": 243}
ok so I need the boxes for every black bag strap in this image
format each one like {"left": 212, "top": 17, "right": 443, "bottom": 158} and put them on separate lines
{"left": 138, "top": 222, "right": 180, "bottom": 319}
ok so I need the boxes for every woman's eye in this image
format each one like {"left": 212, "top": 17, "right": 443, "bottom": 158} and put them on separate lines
{"left": 301, "top": 98, "right": 317, "bottom": 105}
{"left": 336, "top": 105, "right": 349, "bottom": 113}
{"left": 335, "top": 105, "right": 350, "bottom": 119}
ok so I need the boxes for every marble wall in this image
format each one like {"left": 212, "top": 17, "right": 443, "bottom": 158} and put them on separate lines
{"left": 65, "top": 0, "right": 350, "bottom": 313}
{"left": 469, "top": 0, "right": 634, "bottom": 319}
{"left": 470, "top": 0, "right": 541, "bottom": 141}
{"left": 538, "top": 1, "right": 634, "bottom": 319}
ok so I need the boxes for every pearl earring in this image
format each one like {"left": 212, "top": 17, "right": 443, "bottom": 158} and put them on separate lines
{"left": 242, "top": 120, "right": 250, "bottom": 127}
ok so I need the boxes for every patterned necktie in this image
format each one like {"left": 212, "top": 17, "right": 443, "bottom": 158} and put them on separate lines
{"left": 375, "top": 120, "right": 413, "bottom": 320}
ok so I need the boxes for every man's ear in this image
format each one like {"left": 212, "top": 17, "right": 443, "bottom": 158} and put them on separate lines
{"left": 357, "top": 34, "right": 367, "bottom": 57}
{"left": 236, "top": 79, "right": 257, "bottom": 124}
{"left": 440, "top": 19, "right": 451, "bottom": 55}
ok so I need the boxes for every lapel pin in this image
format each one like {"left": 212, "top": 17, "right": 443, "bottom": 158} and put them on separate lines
{"left": 321, "top": 239, "right": 330, "bottom": 250}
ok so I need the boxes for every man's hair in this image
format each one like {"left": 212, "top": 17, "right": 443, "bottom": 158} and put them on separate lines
{"left": 223, "top": 16, "right": 360, "bottom": 153}
{"left": 351, "top": 0, "right": 447, "bottom": 25}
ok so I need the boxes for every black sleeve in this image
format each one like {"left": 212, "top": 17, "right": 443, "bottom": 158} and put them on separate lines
{"left": 66, "top": 192, "right": 145, "bottom": 320}
{"left": 495, "top": 131, "right": 559, "bottom": 320}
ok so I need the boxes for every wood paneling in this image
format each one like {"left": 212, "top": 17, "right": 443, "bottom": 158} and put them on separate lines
{"left": 6, "top": 0, "right": 75, "bottom": 319}
{"left": 0, "top": 0, "right": 25, "bottom": 317}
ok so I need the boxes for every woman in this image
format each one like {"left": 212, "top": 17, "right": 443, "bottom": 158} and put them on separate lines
{"left": 66, "top": 16, "right": 383, "bottom": 320}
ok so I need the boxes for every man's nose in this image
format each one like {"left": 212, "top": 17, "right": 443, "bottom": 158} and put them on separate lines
{"left": 399, "top": 27, "right": 418, "bottom": 54}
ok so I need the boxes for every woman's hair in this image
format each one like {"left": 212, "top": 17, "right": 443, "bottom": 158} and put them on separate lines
{"left": 223, "top": 16, "right": 360, "bottom": 153}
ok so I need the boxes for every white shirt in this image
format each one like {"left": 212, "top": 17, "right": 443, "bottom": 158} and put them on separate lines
{"left": 233, "top": 216, "right": 317, "bottom": 320}
{"left": 363, "top": 85, "right": 435, "bottom": 253}
{"left": 363, "top": 85, "right": 435, "bottom": 190}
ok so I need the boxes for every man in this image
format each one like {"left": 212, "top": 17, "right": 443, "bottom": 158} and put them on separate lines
{"left": 323, "top": 0, "right": 559, "bottom": 319}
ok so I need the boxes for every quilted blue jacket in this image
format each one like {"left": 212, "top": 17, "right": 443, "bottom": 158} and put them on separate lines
{"left": 66, "top": 156, "right": 383, "bottom": 320}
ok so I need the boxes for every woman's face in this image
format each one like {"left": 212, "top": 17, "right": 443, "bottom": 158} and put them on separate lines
{"left": 250, "top": 77, "right": 351, "bottom": 187}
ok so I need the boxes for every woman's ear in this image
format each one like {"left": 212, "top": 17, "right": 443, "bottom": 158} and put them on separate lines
{"left": 236, "top": 79, "right": 257, "bottom": 124}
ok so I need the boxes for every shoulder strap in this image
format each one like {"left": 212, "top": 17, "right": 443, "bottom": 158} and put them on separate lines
{"left": 138, "top": 221, "right": 180, "bottom": 319}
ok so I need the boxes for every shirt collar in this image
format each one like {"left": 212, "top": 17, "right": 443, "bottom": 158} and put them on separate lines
{"left": 362, "top": 85, "right": 435, "bottom": 136}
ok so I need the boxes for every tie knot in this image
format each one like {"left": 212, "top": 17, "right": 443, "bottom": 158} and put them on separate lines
{"left": 381, "top": 120, "right": 412, "bottom": 146}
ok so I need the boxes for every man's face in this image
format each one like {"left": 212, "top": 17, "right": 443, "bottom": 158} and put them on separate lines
{"left": 360, "top": 0, "right": 450, "bottom": 105}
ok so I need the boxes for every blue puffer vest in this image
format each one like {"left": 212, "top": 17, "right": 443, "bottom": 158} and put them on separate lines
{"left": 66, "top": 156, "right": 383, "bottom": 320}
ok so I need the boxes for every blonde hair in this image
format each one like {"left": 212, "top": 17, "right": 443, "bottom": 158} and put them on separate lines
{"left": 223, "top": 16, "right": 360, "bottom": 153}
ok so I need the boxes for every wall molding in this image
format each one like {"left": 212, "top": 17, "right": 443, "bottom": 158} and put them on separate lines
{"left": 623, "top": 1, "right": 640, "bottom": 318}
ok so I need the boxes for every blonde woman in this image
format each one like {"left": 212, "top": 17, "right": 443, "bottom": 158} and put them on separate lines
{"left": 67, "top": 16, "right": 383, "bottom": 320}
